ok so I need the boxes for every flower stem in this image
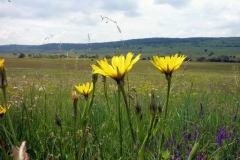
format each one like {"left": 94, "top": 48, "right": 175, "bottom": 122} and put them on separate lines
{"left": 78, "top": 82, "right": 96, "bottom": 160}
{"left": 138, "top": 114, "right": 155, "bottom": 159}
{"left": 78, "top": 99, "right": 89, "bottom": 160}
{"left": 2, "top": 87, "right": 17, "bottom": 145}
{"left": 158, "top": 76, "right": 171, "bottom": 159}
{"left": 117, "top": 85, "right": 123, "bottom": 157}
{"left": 118, "top": 81, "right": 136, "bottom": 143}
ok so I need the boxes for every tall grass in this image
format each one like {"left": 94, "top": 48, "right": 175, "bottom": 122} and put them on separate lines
{"left": 0, "top": 58, "right": 239, "bottom": 159}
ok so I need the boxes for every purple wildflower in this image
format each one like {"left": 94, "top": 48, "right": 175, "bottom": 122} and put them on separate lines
{"left": 217, "top": 126, "right": 227, "bottom": 148}
{"left": 196, "top": 152, "right": 203, "bottom": 160}
{"left": 183, "top": 125, "right": 191, "bottom": 142}
{"left": 186, "top": 145, "right": 192, "bottom": 158}
{"left": 177, "top": 144, "right": 181, "bottom": 151}
{"left": 174, "top": 150, "right": 180, "bottom": 159}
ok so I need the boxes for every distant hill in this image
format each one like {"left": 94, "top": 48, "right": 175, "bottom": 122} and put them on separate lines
{"left": 0, "top": 37, "right": 240, "bottom": 54}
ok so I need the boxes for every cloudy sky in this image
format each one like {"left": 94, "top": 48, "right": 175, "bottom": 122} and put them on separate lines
{"left": 0, "top": 0, "right": 239, "bottom": 45}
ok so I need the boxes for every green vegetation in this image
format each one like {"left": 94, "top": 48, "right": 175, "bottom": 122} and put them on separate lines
{"left": 0, "top": 56, "right": 239, "bottom": 159}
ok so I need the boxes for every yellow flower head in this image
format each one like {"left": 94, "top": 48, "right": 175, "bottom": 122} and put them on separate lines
{"left": 0, "top": 58, "right": 7, "bottom": 88}
{"left": 75, "top": 82, "right": 93, "bottom": 99}
{"left": 150, "top": 53, "right": 186, "bottom": 77}
{"left": 92, "top": 52, "right": 141, "bottom": 83}
{"left": 0, "top": 59, "right": 4, "bottom": 68}
{"left": 0, "top": 104, "right": 11, "bottom": 117}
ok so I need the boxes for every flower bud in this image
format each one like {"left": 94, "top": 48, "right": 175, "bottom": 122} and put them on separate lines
{"left": 150, "top": 90, "right": 157, "bottom": 115}
{"left": 92, "top": 73, "right": 98, "bottom": 83}
{"left": 55, "top": 113, "right": 62, "bottom": 127}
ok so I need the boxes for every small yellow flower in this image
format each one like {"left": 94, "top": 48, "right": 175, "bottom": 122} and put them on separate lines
{"left": 0, "top": 59, "right": 7, "bottom": 88}
{"left": 92, "top": 52, "right": 141, "bottom": 83}
{"left": 0, "top": 104, "right": 11, "bottom": 116}
{"left": 75, "top": 82, "right": 93, "bottom": 99}
{"left": 0, "top": 59, "right": 4, "bottom": 67}
{"left": 150, "top": 53, "right": 186, "bottom": 76}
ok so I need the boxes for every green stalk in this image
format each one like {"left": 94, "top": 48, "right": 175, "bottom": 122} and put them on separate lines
{"left": 103, "top": 77, "right": 115, "bottom": 130}
{"left": 135, "top": 95, "right": 144, "bottom": 145}
{"left": 74, "top": 115, "right": 77, "bottom": 159}
{"left": 59, "top": 125, "right": 63, "bottom": 159}
{"left": 118, "top": 81, "right": 136, "bottom": 143}
{"left": 78, "top": 100, "right": 90, "bottom": 160}
{"left": 44, "top": 93, "right": 47, "bottom": 152}
{"left": 72, "top": 96, "right": 78, "bottom": 159}
{"left": 158, "top": 75, "right": 171, "bottom": 159}
{"left": 117, "top": 85, "right": 123, "bottom": 157}
{"left": 78, "top": 81, "right": 96, "bottom": 160}
{"left": 2, "top": 87, "right": 17, "bottom": 145}
{"left": 103, "top": 77, "right": 110, "bottom": 111}
{"left": 138, "top": 114, "right": 155, "bottom": 159}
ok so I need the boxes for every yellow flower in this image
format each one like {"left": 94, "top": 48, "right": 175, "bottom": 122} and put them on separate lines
{"left": 150, "top": 53, "right": 186, "bottom": 76}
{"left": 92, "top": 52, "right": 141, "bottom": 83}
{"left": 0, "top": 59, "right": 4, "bottom": 67}
{"left": 0, "top": 104, "right": 11, "bottom": 116}
{"left": 75, "top": 82, "right": 93, "bottom": 99}
{"left": 0, "top": 58, "right": 7, "bottom": 88}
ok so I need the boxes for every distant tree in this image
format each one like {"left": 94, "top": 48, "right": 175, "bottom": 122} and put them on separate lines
{"left": 28, "top": 53, "right": 32, "bottom": 57}
{"left": 221, "top": 55, "right": 229, "bottom": 62}
{"left": 60, "top": 54, "right": 67, "bottom": 58}
{"left": 13, "top": 53, "right": 17, "bottom": 56}
{"left": 204, "top": 49, "right": 208, "bottom": 52}
{"left": 105, "top": 55, "right": 112, "bottom": 59}
{"left": 197, "top": 57, "right": 205, "bottom": 62}
{"left": 208, "top": 56, "right": 221, "bottom": 62}
{"left": 208, "top": 52, "right": 214, "bottom": 57}
{"left": 18, "top": 53, "right": 25, "bottom": 58}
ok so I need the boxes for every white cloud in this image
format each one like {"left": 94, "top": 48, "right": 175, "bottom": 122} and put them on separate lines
{"left": 0, "top": 0, "right": 239, "bottom": 44}
{"left": 154, "top": 0, "right": 190, "bottom": 8}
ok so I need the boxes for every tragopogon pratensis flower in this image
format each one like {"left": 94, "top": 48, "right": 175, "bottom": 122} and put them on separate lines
{"left": 0, "top": 59, "right": 4, "bottom": 67}
{"left": 91, "top": 52, "right": 141, "bottom": 83}
{"left": 150, "top": 53, "right": 186, "bottom": 77}
{"left": 0, "top": 59, "right": 7, "bottom": 88}
{"left": 75, "top": 82, "right": 93, "bottom": 100}
{"left": 0, "top": 104, "right": 10, "bottom": 117}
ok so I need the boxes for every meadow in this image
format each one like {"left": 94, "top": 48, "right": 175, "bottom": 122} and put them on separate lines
{"left": 0, "top": 55, "right": 239, "bottom": 159}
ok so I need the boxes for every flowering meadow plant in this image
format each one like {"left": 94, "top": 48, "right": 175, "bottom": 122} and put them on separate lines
{"left": 0, "top": 54, "right": 239, "bottom": 160}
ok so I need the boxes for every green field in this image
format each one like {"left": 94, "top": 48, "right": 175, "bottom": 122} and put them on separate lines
{"left": 0, "top": 56, "right": 239, "bottom": 159}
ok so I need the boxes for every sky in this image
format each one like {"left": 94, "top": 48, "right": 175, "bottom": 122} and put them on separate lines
{"left": 0, "top": 0, "right": 240, "bottom": 45}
